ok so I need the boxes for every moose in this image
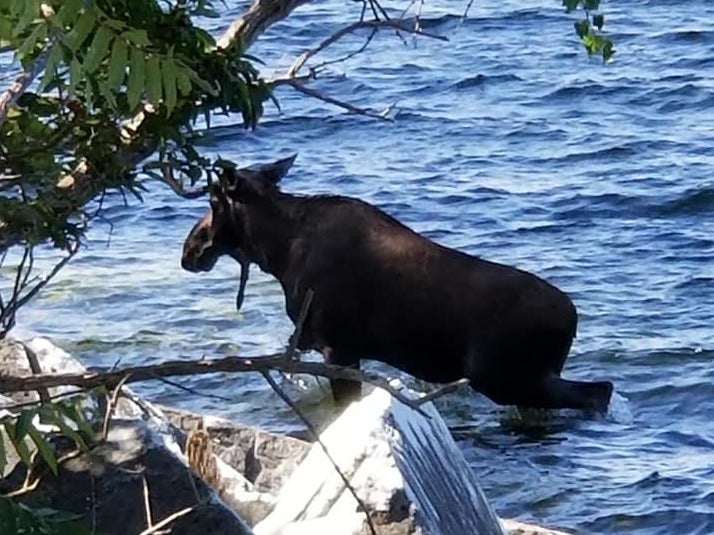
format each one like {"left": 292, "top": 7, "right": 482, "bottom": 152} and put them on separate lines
{"left": 181, "top": 155, "right": 613, "bottom": 413}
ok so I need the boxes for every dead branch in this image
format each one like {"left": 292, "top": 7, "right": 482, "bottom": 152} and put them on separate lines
{"left": 101, "top": 374, "right": 131, "bottom": 440}
{"left": 262, "top": 370, "right": 378, "bottom": 535}
{"left": 287, "top": 18, "right": 447, "bottom": 78}
{"left": 416, "top": 378, "right": 470, "bottom": 406}
{"left": 281, "top": 79, "right": 394, "bottom": 120}
{"left": 0, "top": 354, "right": 436, "bottom": 416}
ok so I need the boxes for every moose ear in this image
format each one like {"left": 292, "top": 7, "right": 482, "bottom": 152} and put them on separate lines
{"left": 253, "top": 153, "right": 297, "bottom": 185}
{"left": 209, "top": 182, "right": 230, "bottom": 212}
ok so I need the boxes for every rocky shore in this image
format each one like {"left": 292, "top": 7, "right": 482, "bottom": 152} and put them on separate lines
{"left": 0, "top": 338, "right": 571, "bottom": 535}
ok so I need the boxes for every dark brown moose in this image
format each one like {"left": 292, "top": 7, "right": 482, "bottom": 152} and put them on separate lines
{"left": 182, "top": 155, "right": 613, "bottom": 413}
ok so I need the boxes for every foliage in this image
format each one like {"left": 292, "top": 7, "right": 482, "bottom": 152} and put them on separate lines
{"left": 0, "top": 395, "right": 99, "bottom": 534}
{"left": 563, "top": 0, "right": 614, "bottom": 61}
{"left": 0, "top": 0, "right": 270, "bottom": 336}
{"left": 0, "top": 498, "right": 90, "bottom": 535}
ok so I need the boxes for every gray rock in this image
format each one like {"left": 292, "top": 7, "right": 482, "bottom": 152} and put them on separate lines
{"left": 0, "top": 419, "right": 253, "bottom": 535}
{"left": 161, "top": 407, "right": 310, "bottom": 492}
{"left": 0, "top": 338, "right": 571, "bottom": 535}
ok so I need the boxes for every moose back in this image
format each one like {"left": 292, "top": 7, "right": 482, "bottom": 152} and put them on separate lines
{"left": 181, "top": 155, "right": 613, "bottom": 413}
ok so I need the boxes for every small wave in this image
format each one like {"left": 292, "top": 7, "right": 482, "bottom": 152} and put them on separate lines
{"left": 656, "top": 187, "right": 714, "bottom": 217}
{"left": 544, "top": 82, "right": 617, "bottom": 101}
{"left": 452, "top": 73, "right": 521, "bottom": 90}
{"left": 650, "top": 29, "right": 714, "bottom": 44}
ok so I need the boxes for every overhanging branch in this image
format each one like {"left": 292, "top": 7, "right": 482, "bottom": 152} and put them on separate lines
{"left": 0, "top": 353, "right": 469, "bottom": 415}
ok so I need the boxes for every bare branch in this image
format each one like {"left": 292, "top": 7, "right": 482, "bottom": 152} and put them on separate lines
{"left": 159, "top": 164, "right": 209, "bottom": 200}
{"left": 101, "top": 374, "right": 132, "bottom": 440}
{"left": 416, "top": 378, "right": 470, "bottom": 406}
{"left": 288, "top": 18, "right": 447, "bottom": 78}
{"left": 282, "top": 79, "right": 394, "bottom": 120}
{"left": 0, "top": 354, "right": 434, "bottom": 416}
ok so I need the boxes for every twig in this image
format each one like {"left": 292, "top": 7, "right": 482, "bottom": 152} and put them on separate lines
{"left": 283, "top": 80, "right": 393, "bottom": 120}
{"left": 159, "top": 164, "right": 209, "bottom": 199}
{"left": 262, "top": 371, "right": 378, "bottom": 535}
{"left": 309, "top": 27, "right": 379, "bottom": 75}
{"left": 0, "top": 354, "right": 431, "bottom": 418}
{"left": 101, "top": 374, "right": 131, "bottom": 440}
{"left": 416, "top": 378, "right": 470, "bottom": 406}
{"left": 19, "top": 341, "right": 51, "bottom": 405}
{"left": 142, "top": 475, "right": 154, "bottom": 531}
{"left": 288, "top": 18, "right": 447, "bottom": 78}
{"left": 155, "top": 377, "right": 232, "bottom": 402}
{"left": 138, "top": 505, "right": 196, "bottom": 535}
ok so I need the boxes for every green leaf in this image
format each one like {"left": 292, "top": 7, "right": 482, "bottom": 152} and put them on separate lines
{"left": 56, "top": 401, "right": 94, "bottom": 439}
{"left": 162, "top": 59, "right": 177, "bottom": 116}
{"left": 83, "top": 25, "right": 115, "bottom": 73}
{"left": 39, "top": 44, "right": 63, "bottom": 92}
{"left": 28, "top": 426, "right": 57, "bottom": 476}
{"left": 15, "top": 409, "right": 35, "bottom": 442}
{"left": 14, "top": 0, "right": 40, "bottom": 38}
{"left": 107, "top": 38, "right": 128, "bottom": 91}
{"left": 127, "top": 46, "right": 146, "bottom": 111}
{"left": 562, "top": 0, "right": 580, "bottom": 12}
{"left": 189, "top": 69, "right": 217, "bottom": 96}
{"left": 0, "top": 431, "right": 6, "bottom": 477}
{"left": 176, "top": 68, "right": 192, "bottom": 96}
{"left": 3, "top": 421, "right": 32, "bottom": 468}
{"left": 574, "top": 19, "right": 590, "bottom": 39}
{"left": 39, "top": 405, "right": 86, "bottom": 450}
{"left": 68, "top": 57, "right": 82, "bottom": 94}
{"left": 64, "top": 8, "right": 95, "bottom": 52}
{"left": 55, "top": 1, "right": 82, "bottom": 27}
{"left": 146, "top": 55, "right": 162, "bottom": 106}
{"left": 15, "top": 22, "right": 47, "bottom": 59}
{"left": 603, "top": 39, "right": 615, "bottom": 62}
{"left": 122, "top": 28, "right": 150, "bottom": 46}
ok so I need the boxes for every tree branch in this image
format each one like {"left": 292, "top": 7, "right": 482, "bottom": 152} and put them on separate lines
{"left": 287, "top": 18, "right": 447, "bottom": 78}
{"left": 0, "top": 0, "right": 308, "bottom": 254}
{"left": 216, "top": 0, "right": 310, "bottom": 50}
{"left": 0, "top": 354, "right": 470, "bottom": 416}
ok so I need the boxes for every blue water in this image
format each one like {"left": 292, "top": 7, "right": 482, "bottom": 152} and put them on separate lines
{"left": 4, "top": 1, "right": 714, "bottom": 533}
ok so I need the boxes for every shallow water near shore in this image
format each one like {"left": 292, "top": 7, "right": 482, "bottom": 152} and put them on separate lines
{"left": 3, "top": 1, "right": 714, "bottom": 533}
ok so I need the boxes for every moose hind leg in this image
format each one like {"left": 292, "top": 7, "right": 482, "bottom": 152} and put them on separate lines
{"left": 323, "top": 347, "right": 362, "bottom": 409}
{"left": 528, "top": 373, "right": 614, "bottom": 413}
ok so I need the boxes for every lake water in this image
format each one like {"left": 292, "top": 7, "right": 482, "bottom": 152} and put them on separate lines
{"left": 4, "top": 1, "right": 714, "bottom": 533}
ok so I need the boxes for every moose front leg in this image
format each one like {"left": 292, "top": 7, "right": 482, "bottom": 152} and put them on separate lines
{"left": 322, "top": 347, "right": 362, "bottom": 409}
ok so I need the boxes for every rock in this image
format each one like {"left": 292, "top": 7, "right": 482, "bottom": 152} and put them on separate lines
{"left": 0, "top": 338, "right": 572, "bottom": 535}
{"left": 0, "top": 338, "right": 254, "bottom": 535}
{"left": 254, "top": 387, "right": 507, "bottom": 535}
{"left": 160, "top": 407, "right": 310, "bottom": 493}
{"left": 160, "top": 406, "right": 310, "bottom": 525}
{"left": 0, "top": 419, "right": 253, "bottom": 535}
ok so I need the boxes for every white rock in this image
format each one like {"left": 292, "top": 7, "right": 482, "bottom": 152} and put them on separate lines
{"left": 255, "top": 388, "right": 507, "bottom": 535}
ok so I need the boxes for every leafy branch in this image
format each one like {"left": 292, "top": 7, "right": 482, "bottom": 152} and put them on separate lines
{"left": 563, "top": 0, "right": 614, "bottom": 62}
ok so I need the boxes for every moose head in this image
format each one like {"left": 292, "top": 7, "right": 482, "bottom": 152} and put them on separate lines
{"left": 181, "top": 154, "right": 297, "bottom": 310}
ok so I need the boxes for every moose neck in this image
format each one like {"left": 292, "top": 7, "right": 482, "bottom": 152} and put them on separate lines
{"left": 243, "top": 194, "right": 301, "bottom": 280}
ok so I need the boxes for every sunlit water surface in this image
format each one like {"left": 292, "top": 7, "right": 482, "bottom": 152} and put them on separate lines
{"left": 3, "top": 1, "right": 714, "bottom": 533}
